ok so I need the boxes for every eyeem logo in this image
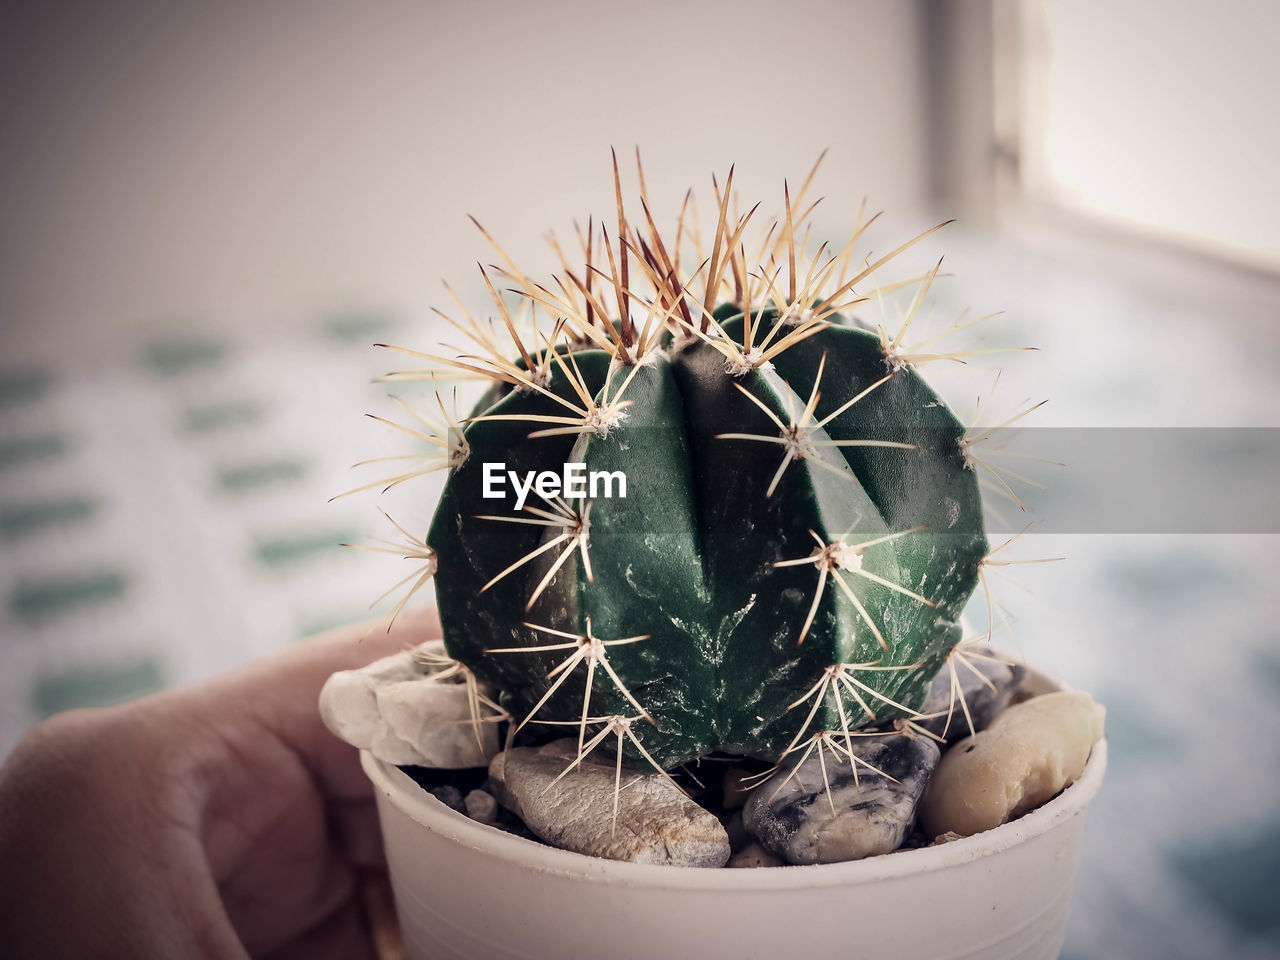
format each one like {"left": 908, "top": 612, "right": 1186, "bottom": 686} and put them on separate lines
{"left": 482, "top": 462, "right": 626, "bottom": 510}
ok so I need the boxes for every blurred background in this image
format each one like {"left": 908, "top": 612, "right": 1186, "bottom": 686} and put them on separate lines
{"left": 1, "top": 1, "right": 1277, "bottom": 956}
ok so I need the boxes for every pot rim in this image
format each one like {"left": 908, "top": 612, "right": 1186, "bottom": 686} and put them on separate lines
{"left": 362, "top": 667, "right": 1107, "bottom": 889}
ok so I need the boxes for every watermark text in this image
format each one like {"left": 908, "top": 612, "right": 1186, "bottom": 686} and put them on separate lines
{"left": 482, "top": 462, "right": 626, "bottom": 509}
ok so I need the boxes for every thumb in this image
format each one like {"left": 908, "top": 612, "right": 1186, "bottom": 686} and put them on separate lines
{"left": 186, "top": 609, "right": 442, "bottom": 803}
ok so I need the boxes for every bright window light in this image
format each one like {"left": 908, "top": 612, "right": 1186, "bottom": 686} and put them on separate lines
{"left": 1012, "top": 0, "right": 1280, "bottom": 271}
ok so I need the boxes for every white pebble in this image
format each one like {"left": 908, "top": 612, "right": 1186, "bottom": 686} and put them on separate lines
{"left": 319, "top": 641, "right": 498, "bottom": 768}
{"left": 489, "top": 740, "right": 730, "bottom": 867}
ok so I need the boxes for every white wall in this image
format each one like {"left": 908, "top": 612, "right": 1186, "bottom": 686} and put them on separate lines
{"left": 1017, "top": 0, "right": 1280, "bottom": 271}
{"left": 0, "top": 0, "right": 932, "bottom": 351}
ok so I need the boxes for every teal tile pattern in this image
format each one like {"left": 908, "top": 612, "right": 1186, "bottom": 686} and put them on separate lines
{"left": 0, "top": 434, "right": 68, "bottom": 469}
{"left": 0, "top": 369, "right": 55, "bottom": 407}
{"left": 255, "top": 529, "right": 356, "bottom": 567}
{"left": 33, "top": 656, "right": 165, "bottom": 717}
{"left": 9, "top": 572, "right": 129, "bottom": 622}
{"left": 319, "top": 311, "right": 399, "bottom": 343}
{"left": 0, "top": 497, "right": 97, "bottom": 541}
{"left": 215, "top": 458, "right": 309, "bottom": 494}
{"left": 180, "top": 400, "right": 266, "bottom": 434}
{"left": 140, "top": 336, "right": 228, "bottom": 377}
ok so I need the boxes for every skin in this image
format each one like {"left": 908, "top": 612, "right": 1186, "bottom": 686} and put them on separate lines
{"left": 0, "top": 612, "right": 437, "bottom": 959}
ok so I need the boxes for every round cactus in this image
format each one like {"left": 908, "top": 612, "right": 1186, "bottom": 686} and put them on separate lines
{"left": 365, "top": 157, "right": 991, "bottom": 773}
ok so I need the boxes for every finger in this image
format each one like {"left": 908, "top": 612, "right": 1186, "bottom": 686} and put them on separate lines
{"left": 181, "top": 609, "right": 443, "bottom": 802}
{"left": 0, "top": 711, "right": 252, "bottom": 960}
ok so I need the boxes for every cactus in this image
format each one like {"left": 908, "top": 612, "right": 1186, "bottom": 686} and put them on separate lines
{"left": 356, "top": 156, "right": 999, "bottom": 776}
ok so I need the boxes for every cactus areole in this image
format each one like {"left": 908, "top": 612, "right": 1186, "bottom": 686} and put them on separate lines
{"left": 377, "top": 159, "right": 989, "bottom": 772}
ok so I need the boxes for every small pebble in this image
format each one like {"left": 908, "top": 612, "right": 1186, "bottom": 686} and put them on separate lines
{"left": 319, "top": 641, "right": 500, "bottom": 768}
{"left": 744, "top": 734, "right": 940, "bottom": 865}
{"left": 464, "top": 788, "right": 499, "bottom": 824}
{"left": 488, "top": 739, "right": 730, "bottom": 867}
{"left": 429, "top": 785, "right": 465, "bottom": 813}
{"left": 920, "top": 690, "right": 1105, "bottom": 839}
{"left": 727, "top": 843, "right": 784, "bottom": 868}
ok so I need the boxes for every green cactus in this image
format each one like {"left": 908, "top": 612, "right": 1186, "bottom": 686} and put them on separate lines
{"left": 363, "top": 159, "right": 990, "bottom": 773}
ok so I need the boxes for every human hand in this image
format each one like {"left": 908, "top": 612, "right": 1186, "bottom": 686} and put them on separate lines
{"left": 0, "top": 612, "right": 437, "bottom": 959}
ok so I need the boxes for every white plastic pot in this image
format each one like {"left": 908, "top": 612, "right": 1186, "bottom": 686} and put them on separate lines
{"left": 362, "top": 668, "right": 1107, "bottom": 960}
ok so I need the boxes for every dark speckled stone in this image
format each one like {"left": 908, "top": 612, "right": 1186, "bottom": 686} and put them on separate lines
{"left": 743, "top": 734, "right": 939, "bottom": 864}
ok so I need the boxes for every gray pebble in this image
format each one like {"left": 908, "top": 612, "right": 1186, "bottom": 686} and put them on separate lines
{"left": 429, "top": 784, "right": 466, "bottom": 813}
{"left": 464, "top": 788, "right": 499, "bottom": 824}
{"left": 489, "top": 739, "right": 730, "bottom": 867}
